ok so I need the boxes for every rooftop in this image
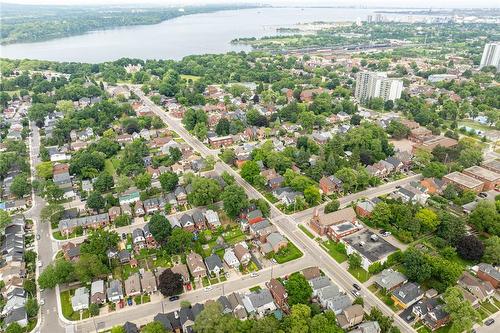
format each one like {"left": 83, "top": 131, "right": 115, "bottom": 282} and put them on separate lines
{"left": 464, "top": 165, "right": 500, "bottom": 182}
{"left": 444, "top": 172, "right": 484, "bottom": 189}
{"left": 342, "top": 229, "right": 397, "bottom": 262}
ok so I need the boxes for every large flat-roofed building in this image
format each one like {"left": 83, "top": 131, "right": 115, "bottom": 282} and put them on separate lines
{"left": 413, "top": 136, "right": 458, "bottom": 152}
{"left": 443, "top": 172, "right": 484, "bottom": 193}
{"left": 480, "top": 42, "right": 500, "bottom": 70}
{"left": 355, "top": 72, "right": 403, "bottom": 102}
{"left": 463, "top": 166, "right": 500, "bottom": 191}
{"left": 482, "top": 159, "right": 500, "bottom": 174}
{"left": 341, "top": 229, "right": 398, "bottom": 271}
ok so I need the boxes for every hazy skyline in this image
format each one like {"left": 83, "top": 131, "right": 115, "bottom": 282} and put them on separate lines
{"left": 2, "top": 0, "right": 499, "bottom": 8}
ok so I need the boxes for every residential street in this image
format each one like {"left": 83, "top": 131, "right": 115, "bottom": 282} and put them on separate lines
{"left": 133, "top": 88, "right": 417, "bottom": 333}
{"left": 25, "top": 122, "right": 66, "bottom": 333}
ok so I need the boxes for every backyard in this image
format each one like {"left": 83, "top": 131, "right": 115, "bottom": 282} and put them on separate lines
{"left": 272, "top": 243, "right": 303, "bottom": 264}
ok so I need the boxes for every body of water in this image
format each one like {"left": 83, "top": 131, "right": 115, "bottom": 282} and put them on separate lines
{"left": 0, "top": 7, "right": 385, "bottom": 63}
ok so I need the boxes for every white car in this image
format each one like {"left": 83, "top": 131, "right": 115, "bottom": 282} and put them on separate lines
{"left": 204, "top": 287, "right": 213, "bottom": 292}
{"left": 37, "top": 260, "right": 43, "bottom": 267}
{"left": 39, "top": 299, "right": 45, "bottom": 306}
{"left": 250, "top": 272, "right": 259, "bottom": 278}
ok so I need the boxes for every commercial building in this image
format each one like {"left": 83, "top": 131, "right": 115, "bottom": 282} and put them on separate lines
{"left": 355, "top": 72, "right": 403, "bottom": 102}
{"left": 479, "top": 42, "right": 500, "bottom": 70}
{"left": 443, "top": 172, "right": 484, "bottom": 193}
{"left": 463, "top": 166, "right": 500, "bottom": 191}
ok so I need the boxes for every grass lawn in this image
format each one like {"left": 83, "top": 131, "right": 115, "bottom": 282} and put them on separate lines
{"left": 481, "top": 301, "right": 499, "bottom": 314}
{"left": 180, "top": 74, "right": 201, "bottom": 81}
{"left": 478, "top": 308, "right": 489, "bottom": 320}
{"left": 223, "top": 229, "right": 246, "bottom": 245}
{"left": 249, "top": 286, "right": 262, "bottom": 292}
{"left": 210, "top": 277, "right": 219, "bottom": 285}
{"left": 60, "top": 290, "right": 90, "bottom": 321}
{"left": 220, "top": 275, "right": 227, "bottom": 282}
{"left": 104, "top": 159, "right": 117, "bottom": 176}
{"left": 493, "top": 298, "right": 500, "bottom": 309}
{"left": 298, "top": 224, "right": 314, "bottom": 239}
{"left": 52, "top": 229, "right": 83, "bottom": 240}
{"left": 321, "top": 241, "right": 348, "bottom": 263}
{"left": 273, "top": 243, "right": 303, "bottom": 264}
{"left": 434, "top": 324, "right": 452, "bottom": 333}
{"left": 348, "top": 267, "right": 371, "bottom": 283}
{"left": 202, "top": 276, "right": 210, "bottom": 287}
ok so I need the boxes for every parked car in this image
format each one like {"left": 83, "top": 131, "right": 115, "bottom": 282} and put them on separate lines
{"left": 169, "top": 296, "right": 180, "bottom": 301}
{"left": 127, "top": 297, "right": 133, "bottom": 306}
{"left": 37, "top": 260, "right": 43, "bottom": 267}
{"left": 204, "top": 287, "right": 213, "bottom": 292}
{"left": 478, "top": 192, "right": 488, "bottom": 198}
{"left": 353, "top": 283, "right": 361, "bottom": 291}
{"left": 186, "top": 284, "right": 192, "bottom": 291}
{"left": 485, "top": 319, "right": 495, "bottom": 326}
{"left": 381, "top": 231, "right": 391, "bottom": 237}
{"left": 250, "top": 272, "right": 259, "bottom": 278}
{"left": 351, "top": 290, "right": 360, "bottom": 297}
{"left": 122, "top": 233, "right": 127, "bottom": 240}
{"left": 36, "top": 234, "right": 41, "bottom": 240}
{"left": 39, "top": 299, "right": 45, "bottom": 306}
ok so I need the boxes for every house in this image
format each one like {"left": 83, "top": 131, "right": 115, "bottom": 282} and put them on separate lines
{"left": 118, "top": 250, "right": 131, "bottom": 264}
{"left": 217, "top": 296, "right": 233, "bottom": 314}
{"left": 164, "top": 311, "right": 182, "bottom": 333}
{"left": 458, "top": 272, "right": 495, "bottom": 301}
{"left": 171, "top": 264, "right": 190, "bottom": 284}
{"left": 106, "top": 280, "right": 123, "bottom": 302}
{"left": 134, "top": 201, "right": 145, "bottom": 216}
{"left": 186, "top": 252, "right": 207, "bottom": 279}
{"left": 234, "top": 243, "right": 251, "bottom": 266}
{"left": 302, "top": 266, "right": 321, "bottom": 281}
{"left": 71, "top": 287, "right": 90, "bottom": 311}
{"left": 125, "top": 273, "right": 142, "bottom": 297}
{"left": 121, "top": 204, "right": 132, "bottom": 216}
{"left": 337, "top": 304, "right": 364, "bottom": 329}
{"left": 243, "top": 289, "right": 277, "bottom": 317}
{"left": 223, "top": 248, "right": 240, "bottom": 269}
{"left": 391, "top": 282, "right": 424, "bottom": 309}
{"left": 374, "top": 269, "right": 408, "bottom": 292}
{"left": 265, "top": 232, "right": 288, "bottom": 253}
{"left": 477, "top": 263, "right": 500, "bottom": 289}
{"left": 420, "top": 178, "right": 446, "bottom": 195}
{"left": 261, "top": 169, "right": 284, "bottom": 189}
{"left": 90, "top": 280, "right": 106, "bottom": 304}
{"left": 179, "top": 214, "right": 195, "bottom": 232}
{"left": 132, "top": 228, "right": 146, "bottom": 251}
{"left": 58, "top": 213, "right": 110, "bottom": 236}
{"left": 412, "top": 299, "right": 450, "bottom": 331}
{"left": 266, "top": 278, "right": 288, "bottom": 312}
{"left": 61, "top": 242, "right": 80, "bottom": 262}
{"left": 119, "top": 190, "right": 140, "bottom": 205}
{"left": 179, "top": 307, "right": 195, "bottom": 332}
{"left": 309, "top": 276, "right": 332, "bottom": 296}
{"left": 208, "top": 135, "right": 233, "bottom": 148}
{"left": 342, "top": 229, "right": 398, "bottom": 271}
{"left": 140, "top": 270, "right": 157, "bottom": 294}
{"left": 153, "top": 313, "right": 173, "bottom": 332}
{"left": 355, "top": 198, "right": 381, "bottom": 218}
{"left": 227, "top": 292, "right": 248, "bottom": 320}
{"left": 482, "top": 159, "right": 500, "bottom": 174}
{"left": 349, "top": 321, "right": 381, "bottom": 333}
{"left": 309, "top": 207, "right": 357, "bottom": 237}
{"left": 319, "top": 175, "right": 343, "bottom": 195}
{"left": 4, "top": 307, "right": 28, "bottom": 328}
{"left": 123, "top": 321, "right": 139, "bottom": 333}
{"left": 273, "top": 187, "right": 302, "bottom": 206}
{"left": 192, "top": 210, "right": 207, "bottom": 230}
{"left": 204, "top": 210, "right": 221, "bottom": 229}
{"left": 205, "top": 254, "right": 224, "bottom": 276}
{"left": 174, "top": 186, "right": 187, "bottom": 205}
{"left": 246, "top": 209, "right": 264, "bottom": 225}
{"left": 318, "top": 286, "right": 351, "bottom": 314}
{"left": 108, "top": 206, "right": 121, "bottom": 221}
{"left": 1, "top": 293, "right": 26, "bottom": 316}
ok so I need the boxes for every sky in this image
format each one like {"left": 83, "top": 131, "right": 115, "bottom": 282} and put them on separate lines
{"left": 2, "top": 0, "right": 499, "bottom": 9}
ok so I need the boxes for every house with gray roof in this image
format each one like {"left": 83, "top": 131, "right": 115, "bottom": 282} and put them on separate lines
{"left": 391, "top": 282, "right": 424, "bottom": 309}
{"left": 309, "top": 276, "right": 332, "bottom": 296}
{"left": 107, "top": 280, "right": 124, "bottom": 302}
{"left": 374, "top": 269, "right": 408, "bottom": 291}
{"left": 243, "top": 289, "right": 277, "bottom": 317}
{"left": 91, "top": 280, "right": 106, "bottom": 304}
{"left": 349, "top": 321, "right": 381, "bottom": 333}
{"left": 71, "top": 287, "right": 90, "bottom": 311}
{"left": 205, "top": 253, "right": 224, "bottom": 276}
{"left": 4, "top": 306, "right": 28, "bottom": 327}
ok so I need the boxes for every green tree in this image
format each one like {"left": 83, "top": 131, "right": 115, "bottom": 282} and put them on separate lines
{"left": 288, "top": 304, "right": 311, "bottom": 333}
{"left": 285, "top": 272, "right": 313, "bottom": 306}
{"left": 324, "top": 200, "right": 340, "bottom": 214}
{"left": 370, "top": 202, "right": 392, "bottom": 228}
{"left": 148, "top": 213, "right": 171, "bottom": 244}
{"left": 80, "top": 229, "right": 120, "bottom": 265}
{"left": 348, "top": 252, "right": 362, "bottom": 270}
{"left": 215, "top": 118, "right": 230, "bottom": 136}
{"left": 415, "top": 208, "right": 440, "bottom": 232}
{"left": 0, "top": 210, "right": 12, "bottom": 233}
{"left": 304, "top": 185, "right": 321, "bottom": 206}
{"left": 468, "top": 200, "right": 500, "bottom": 236}
{"left": 134, "top": 172, "right": 152, "bottom": 190}
{"left": 221, "top": 184, "right": 249, "bottom": 218}
{"left": 166, "top": 228, "right": 193, "bottom": 254}
{"left": 386, "top": 120, "right": 409, "bottom": 139}
{"left": 422, "top": 162, "right": 448, "bottom": 179}
{"left": 444, "top": 286, "right": 480, "bottom": 333}
{"left": 158, "top": 268, "right": 183, "bottom": 297}
{"left": 6, "top": 323, "right": 23, "bottom": 333}
{"left": 141, "top": 321, "right": 168, "bottom": 333}
{"left": 40, "top": 203, "right": 64, "bottom": 226}
{"left": 483, "top": 236, "right": 500, "bottom": 265}
{"left": 159, "top": 172, "right": 179, "bottom": 192}
{"left": 110, "top": 326, "right": 126, "bottom": 333}
{"left": 74, "top": 253, "right": 109, "bottom": 282}
{"left": 310, "top": 311, "right": 342, "bottom": 333}
{"left": 188, "top": 177, "right": 221, "bottom": 206}
{"left": 193, "top": 302, "right": 239, "bottom": 333}
{"left": 116, "top": 175, "right": 133, "bottom": 193}
{"left": 220, "top": 149, "right": 236, "bottom": 164}
{"left": 36, "top": 161, "right": 53, "bottom": 179}
{"left": 86, "top": 191, "right": 106, "bottom": 211}
{"left": 402, "top": 248, "right": 432, "bottom": 283}
{"left": 335, "top": 168, "right": 357, "bottom": 193}
{"left": 94, "top": 172, "right": 114, "bottom": 193}
{"left": 193, "top": 122, "right": 208, "bottom": 140}
{"left": 10, "top": 174, "right": 31, "bottom": 198}
{"left": 89, "top": 303, "right": 100, "bottom": 316}
{"left": 25, "top": 298, "right": 39, "bottom": 317}
{"left": 241, "top": 161, "right": 261, "bottom": 183}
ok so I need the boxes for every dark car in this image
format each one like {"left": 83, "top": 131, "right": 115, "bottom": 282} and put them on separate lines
{"left": 353, "top": 283, "right": 361, "bottom": 291}
{"left": 485, "top": 318, "right": 495, "bottom": 326}
{"left": 122, "top": 233, "right": 127, "bottom": 240}
{"left": 169, "top": 295, "right": 180, "bottom": 302}
{"left": 478, "top": 192, "right": 488, "bottom": 198}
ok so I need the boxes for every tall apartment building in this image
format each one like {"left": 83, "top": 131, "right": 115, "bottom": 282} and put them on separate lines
{"left": 480, "top": 42, "right": 500, "bottom": 70}
{"left": 355, "top": 72, "right": 403, "bottom": 102}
